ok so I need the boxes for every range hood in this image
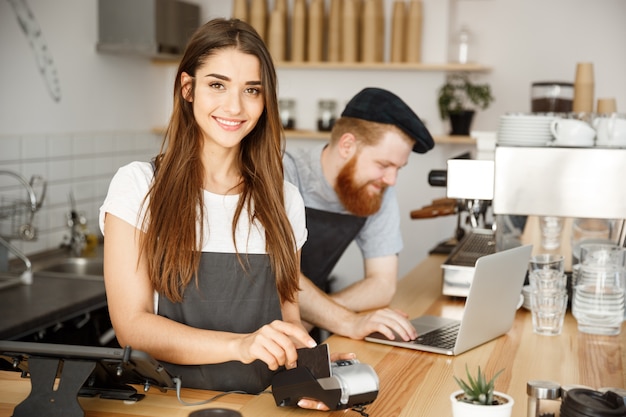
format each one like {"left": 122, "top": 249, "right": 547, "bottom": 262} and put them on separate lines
{"left": 97, "top": 0, "right": 200, "bottom": 60}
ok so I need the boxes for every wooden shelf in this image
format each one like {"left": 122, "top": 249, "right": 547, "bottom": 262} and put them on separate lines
{"left": 284, "top": 129, "right": 476, "bottom": 145}
{"left": 151, "top": 127, "right": 476, "bottom": 145}
{"left": 152, "top": 58, "right": 490, "bottom": 73}
{"left": 275, "top": 61, "right": 491, "bottom": 72}
{"left": 434, "top": 135, "right": 477, "bottom": 145}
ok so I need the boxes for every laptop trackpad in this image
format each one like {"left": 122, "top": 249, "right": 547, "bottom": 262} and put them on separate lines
{"left": 411, "top": 315, "right": 459, "bottom": 334}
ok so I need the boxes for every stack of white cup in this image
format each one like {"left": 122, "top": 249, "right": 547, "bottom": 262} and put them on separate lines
{"left": 572, "top": 243, "right": 626, "bottom": 335}
{"left": 528, "top": 254, "right": 568, "bottom": 336}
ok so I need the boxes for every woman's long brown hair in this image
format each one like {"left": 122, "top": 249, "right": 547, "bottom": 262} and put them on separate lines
{"left": 140, "top": 19, "right": 299, "bottom": 304}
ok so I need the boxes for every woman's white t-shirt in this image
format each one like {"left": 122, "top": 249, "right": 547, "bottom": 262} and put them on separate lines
{"left": 99, "top": 161, "right": 308, "bottom": 310}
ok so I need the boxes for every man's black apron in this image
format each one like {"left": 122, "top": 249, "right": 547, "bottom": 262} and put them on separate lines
{"left": 158, "top": 252, "right": 281, "bottom": 393}
{"left": 300, "top": 207, "right": 367, "bottom": 292}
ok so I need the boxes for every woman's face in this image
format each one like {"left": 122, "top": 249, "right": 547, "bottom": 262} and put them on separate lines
{"left": 182, "top": 48, "right": 264, "bottom": 150}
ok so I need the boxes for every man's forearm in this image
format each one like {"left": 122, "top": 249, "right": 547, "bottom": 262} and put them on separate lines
{"left": 298, "top": 275, "right": 358, "bottom": 337}
{"left": 330, "top": 276, "right": 396, "bottom": 312}
{"left": 331, "top": 255, "right": 398, "bottom": 312}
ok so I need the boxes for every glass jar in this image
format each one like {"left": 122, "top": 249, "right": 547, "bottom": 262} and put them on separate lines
{"left": 531, "top": 82, "right": 574, "bottom": 113}
{"left": 279, "top": 99, "right": 296, "bottom": 129}
{"left": 317, "top": 99, "right": 337, "bottom": 132}
{"left": 457, "top": 26, "right": 470, "bottom": 64}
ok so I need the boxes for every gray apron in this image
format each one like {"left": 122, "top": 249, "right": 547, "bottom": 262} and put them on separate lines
{"left": 158, "top": 252, "right": 281, "bottom": 393}
{"left": 300, "top": 207, "right": 367, "bottom": 292}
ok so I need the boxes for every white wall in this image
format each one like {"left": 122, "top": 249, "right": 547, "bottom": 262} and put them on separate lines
{"left": 453, "top": 0, "right": 626, "bottom": 131}
{"left": 0, "top": 1, "right": 172, "bottom": 134}
{"left": 1, "top": 0, "right": 625, "bottom": 279}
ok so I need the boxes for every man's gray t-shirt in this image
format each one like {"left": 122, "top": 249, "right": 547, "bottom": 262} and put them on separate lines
{"left": 283, "top": 144, "right": 403, "bottom": 260}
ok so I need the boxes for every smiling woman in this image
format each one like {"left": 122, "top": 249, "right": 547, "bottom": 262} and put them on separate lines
{"left": 181, "top": 49, "right": 265, "bottom": 157}
{"left": 98, "top": 18, "right": 318, "bottom": 395}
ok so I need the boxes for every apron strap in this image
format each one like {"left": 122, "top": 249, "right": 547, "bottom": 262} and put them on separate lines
{"left": 300, "top": 207, "right": 367, "bottom": 291}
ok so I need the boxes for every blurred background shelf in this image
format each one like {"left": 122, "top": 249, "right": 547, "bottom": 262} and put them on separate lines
{"left": 274, "top": 62, "right": 491, "bottom": 72}
{"left": 150, "top": 127, "right": 475, "bottom": 145}
{"left": 284, "top": 129, "right": 475, "bottom": 144}
{"left": 152, "top": 59, "right": 491, "bottom": 73}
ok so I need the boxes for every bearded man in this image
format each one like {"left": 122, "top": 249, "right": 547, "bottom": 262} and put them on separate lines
{"left": 283, "top": 87, "right": 434, "bottom": 343}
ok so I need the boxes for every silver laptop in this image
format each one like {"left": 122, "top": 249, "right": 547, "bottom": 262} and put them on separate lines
{"left": 365, "top": 244, "right": 532, "bottom": 355}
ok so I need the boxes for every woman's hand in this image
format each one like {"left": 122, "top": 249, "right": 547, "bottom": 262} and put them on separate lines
{"left": 296, "top": 352, "right": 357, "bottom": 411}
{"left": 238, "top": 320, "right": 316, "bottom": 370}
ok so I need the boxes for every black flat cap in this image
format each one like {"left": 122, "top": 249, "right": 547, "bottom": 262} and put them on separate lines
{"left": 341, "top": 87, "right": 434, "bottom": 153}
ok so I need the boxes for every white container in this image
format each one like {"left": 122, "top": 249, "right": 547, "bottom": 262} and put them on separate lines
{"left": 450, "top": 390, "right": 514, "bottom": 417}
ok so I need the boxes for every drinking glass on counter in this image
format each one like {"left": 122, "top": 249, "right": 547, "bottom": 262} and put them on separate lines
{"left": 530, "top": 290, "right": 568, "bottom": 336}
{"left": 529, "top": 254, "right": 565, "bottom": 275}
{"left": 528, "top": 254, "right": 568, "bottom": 336}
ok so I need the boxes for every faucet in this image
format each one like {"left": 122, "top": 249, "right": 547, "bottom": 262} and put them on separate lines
{"left": 0, "top": 235, "right": 32, "bottom": 285}
{"left": 0, "top": 170, "right": 46, "bottom": 285}
{"left": 63, "top": 211, "right": 87, "bottom": 256}
{"left": 61, "top": 192, "right": 87, "bottom": 257}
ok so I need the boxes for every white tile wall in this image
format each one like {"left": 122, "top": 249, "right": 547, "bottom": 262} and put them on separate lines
{"left": 0, "top": 131, "right": 161, "bottom": 257}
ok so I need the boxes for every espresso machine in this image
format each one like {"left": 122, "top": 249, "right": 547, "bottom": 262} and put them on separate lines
{"left": 433, "top": 145, "right": 626, "bottom": 297}
{"left": 413, "top": 152, "right": 497, "bottom": 297}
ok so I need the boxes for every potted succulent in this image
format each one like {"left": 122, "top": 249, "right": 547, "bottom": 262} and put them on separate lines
{"left": 438, "top": 74, "right": 494, "bottom": 136}
{"left": 450, "top": 365, "right": 514, "bottom": 417}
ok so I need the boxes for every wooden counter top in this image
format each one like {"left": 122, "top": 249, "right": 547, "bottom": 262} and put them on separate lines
{"left": 0, "top": 255, "right": 624, "bottom": 417}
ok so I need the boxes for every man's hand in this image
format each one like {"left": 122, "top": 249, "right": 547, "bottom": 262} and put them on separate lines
{"left": 347, "top": 308, "right": 417, "bottom": 341}
{"left": 298, "top": 276, "right": 416, "bottom": 342}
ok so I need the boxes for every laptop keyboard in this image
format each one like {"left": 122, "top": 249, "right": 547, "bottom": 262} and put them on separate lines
{"left": 413, "top": 322, "right": 460, "bottom": 350}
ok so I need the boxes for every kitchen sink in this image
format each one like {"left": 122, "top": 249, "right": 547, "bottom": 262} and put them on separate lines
{"left": 0, "top": 274, "right": 23, "bottom": 290}
{"left": 34, "top": 257, "right": 104, "bottom": 280}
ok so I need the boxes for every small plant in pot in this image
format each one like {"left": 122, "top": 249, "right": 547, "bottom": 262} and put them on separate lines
{"left": 438, "top": 74, "right": 494, "bottom": 136}
{"left": 450, "top": 365, "right": 514, "bottom": 417}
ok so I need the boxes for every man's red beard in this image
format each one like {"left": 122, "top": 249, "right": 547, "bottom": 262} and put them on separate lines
{"left": 335, "top": 155, "right": 386, "bottom": 217}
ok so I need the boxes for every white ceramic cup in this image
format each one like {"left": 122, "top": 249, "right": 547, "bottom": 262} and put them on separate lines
{"left": 550, "top": 119, "right": 596, "bottom": 146}
{"left": 593, "top": 114, "right": 626, "bottom": 146}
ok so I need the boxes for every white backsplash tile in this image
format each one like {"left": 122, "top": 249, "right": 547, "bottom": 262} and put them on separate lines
{"left": 21, "top": 135, "right": 48, "bottom": 160}
{"left": 72, "top": 157, "right": 95, "bottom": 180}
{"left": 47, "top": 135, "right": 73, "bottom": 158}
{"left": 0, "top": 137, "right": 21, "bottom": 161}
{"left": 0, "top": 163, "right": 22, "bottom": 188}
{"left": 21, "top": 161, "right": 48, "bottom": 183}
{"left": 48, "top": 159, "right": 73, "bottom": 183}
{"left": 0, "top": 130, "right": 160, "bottom": 259}
{"left": 72, "top": 134, "right": 96, "bottom": 156}
{"left": 45, "top": 182, "right": 72, "bottom": 207}
{"left": 93, "top": 133, "right": 116, "bottom": 155}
